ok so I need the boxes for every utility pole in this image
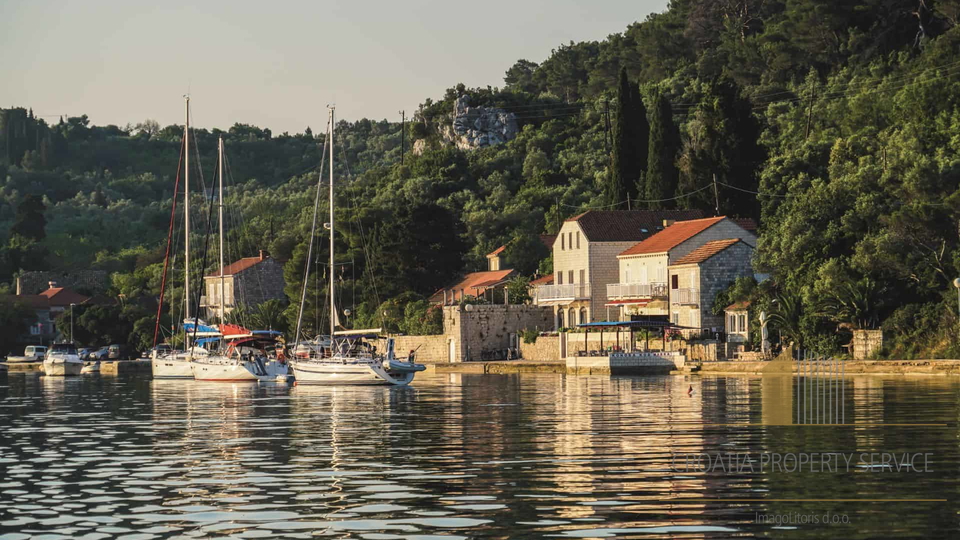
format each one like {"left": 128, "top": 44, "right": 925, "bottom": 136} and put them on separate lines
{"left": 712, "top": 173, "right": 720, "bottom": 216}
{"left": 399, "top": 110, "right": 405, "bottom": 166}
{"left": 805, "top": 83, "right": 816, "bottom": 140}
{"left": 70, "top": 303, "right": 76, "bottom": 343}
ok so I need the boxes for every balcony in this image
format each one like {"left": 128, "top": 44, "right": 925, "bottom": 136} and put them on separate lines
{"left": 671, "top": 288, "right": 700, "bottom": 305}
{"left": 535, "top": 283, "right": 592, "bottom": 303}
{"left": 607, "top": 282, "right": 668, "bottom": 300}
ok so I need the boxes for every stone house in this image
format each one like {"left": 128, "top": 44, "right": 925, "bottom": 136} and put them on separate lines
{"left": 431, "top": 245, "right": 516, "bottom": 305}
{"left": 5, "top": 282, "right": 91, "bottom": 344}
{"left": 610, "top": 217, "right": 756, "bottom": 321}
{"left": 667, "top": 239, "right": 755, "bottom": 336}
{"left": 725, "top": 301, "right": 751, "bottom": 343}
{"left": 533, "top": 209, "right": 704, "bottom": 329}
{"left": 201, "top": 250, "right": 285, "bottom": 318}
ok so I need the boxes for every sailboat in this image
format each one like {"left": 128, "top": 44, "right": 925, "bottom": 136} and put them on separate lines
{"left": 290, "top": 106, "right": 425, "bottom": 386}
{"left": 190, "top": 136, "right": 290, "bottom": 382}
{"left": 152, "top": 96, "right": 198, "bottom": 380}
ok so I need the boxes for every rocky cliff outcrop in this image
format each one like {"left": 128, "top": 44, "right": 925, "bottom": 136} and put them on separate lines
{"left": 441, "top": 95, "right": 518, "bottom": 150}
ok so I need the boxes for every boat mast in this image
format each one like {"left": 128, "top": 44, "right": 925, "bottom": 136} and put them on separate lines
{"left": 218, "top": 137, "right": 225, "bottom": 324}
{"left": 328, "top": 106, "right": 336, "bottom": 340}
{"left": 184, "top": 95, "right": 191, "bottom": 323}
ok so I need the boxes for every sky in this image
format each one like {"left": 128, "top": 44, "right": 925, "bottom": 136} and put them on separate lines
{"left": 0, "top": 0, "right": 668, "bottom": 134}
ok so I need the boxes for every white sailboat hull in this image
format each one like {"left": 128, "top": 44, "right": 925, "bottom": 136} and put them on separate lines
{"left": 43, "top": 359, "right": 83, "bottom": 376}
{"left": 292, "top": 360, "right": 415, "bottom": 386}
{"left": 152, "top": 357, "right": 195, "bottom": 379}
{"left": 192, "top": 356, "right": 289, "bottom": 382}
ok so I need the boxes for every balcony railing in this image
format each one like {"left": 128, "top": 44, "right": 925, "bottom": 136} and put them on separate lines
{"left": 671, "top": 288, "right": 700, "bottom": 305}
{"left": 535, "top": 283, "right": 592, "bottom": 302}
{"left": 607, "top": 282, "right": 668, "bottom": 300}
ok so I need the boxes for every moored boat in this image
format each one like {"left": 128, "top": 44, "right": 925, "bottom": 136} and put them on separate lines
{"left": 43, "top": 343, "right": 83, "bottom": 376}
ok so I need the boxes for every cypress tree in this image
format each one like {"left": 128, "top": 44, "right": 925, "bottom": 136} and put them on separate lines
{"left": 607, "top": 68, "right": 634, "bottom": 205}
{"left": 608, "top": 68, "right": 648, "bottom": 205}
{"left": 645, "top": 88, "right": 679, "bottom": 208}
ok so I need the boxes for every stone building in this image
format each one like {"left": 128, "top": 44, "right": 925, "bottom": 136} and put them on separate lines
{"left": 610, "top": 217, "right": 756, "bottom": 321}
{"left": 533, "top": 209, "right": 704, "bottom": 329}
{"left": 725, "top": 301, "right": 752, "bottom": 343}
{"left": 5, "top": 282, "right": 91, "bottom": 344}
{"left": 667, "top": 239, "right": 755, "bottom": 336}
{"left": 201, "top": 251, "right": 285, "bottom": 318}
{"left": 431, "top": 245, "right": 516, "bottom": 305}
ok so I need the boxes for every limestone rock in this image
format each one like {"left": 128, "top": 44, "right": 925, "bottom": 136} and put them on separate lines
{"left": 412, "top": 138, "right": 427, "bottom": 156}
{"left": 441, "top": 95, "right": 518, "bottom": 150}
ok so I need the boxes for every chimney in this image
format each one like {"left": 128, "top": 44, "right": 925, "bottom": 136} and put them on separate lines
{"left": 663, "top": 219, "right": 675, "bottom": 228}
{"left": 48, "top": 281, "right": 58, "bottom": 289}
{"left": 258, "top": 249, "right": 267, "bottom": 261}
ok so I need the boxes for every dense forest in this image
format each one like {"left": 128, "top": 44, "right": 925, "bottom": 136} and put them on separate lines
{"left": 2, "top": 0, "right": 960, "bottom": 358}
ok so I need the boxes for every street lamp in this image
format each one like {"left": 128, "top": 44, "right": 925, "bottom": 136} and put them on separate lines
{"left": 70, "top": 303, "right": 77, "bottom": 344}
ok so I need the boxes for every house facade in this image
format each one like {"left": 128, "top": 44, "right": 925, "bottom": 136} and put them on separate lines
{"left": 533, "top": 210, "right": 704, "bottom": 329}
{"left": 431, "top": 245, "right": 517, "bottom": 305}
{"left": 725, "top": 301, "right": 751, "bottom": 343}
{"left": 610, "top": 217, "right": 756, "bottom": 321}
{"left": 5, "top": 282, "right": 91, "bottom": 344}
{"left": 667, "top": 239, "right": 755, "bottom": 335}
{"left": 201, "top": 251, "right": 285, "bottom": 318}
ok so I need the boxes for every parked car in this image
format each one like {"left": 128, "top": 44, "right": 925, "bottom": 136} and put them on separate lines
{"left": 107, "top": 344, "right": 136, "bottom": 360}
{"left": 78, "top": 348, "right": 94, "bottom": 359}
{"left": 6, "top": 345, "right": 47, "bottom": 362}
{"left": 89, "top": 347, "right": 109, "bottom": 361}
{"left": 145, "top": 343, "right": 173, "bottom": 359}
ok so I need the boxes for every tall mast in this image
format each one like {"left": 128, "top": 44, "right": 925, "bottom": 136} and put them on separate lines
{"left": 218, "top": 137, "right": 225, "bottom": 324}
{"left": 183, "top": 95, "right": 191, "bottom": 322}
{"left": 328, "top": 106, "right": 336, "bottom": 339}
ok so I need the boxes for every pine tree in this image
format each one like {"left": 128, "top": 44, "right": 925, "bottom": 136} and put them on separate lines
{"left": 644, "top": 88, "right": 679, "bottom": 208}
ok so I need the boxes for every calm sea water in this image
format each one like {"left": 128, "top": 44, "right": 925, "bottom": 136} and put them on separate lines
{"left": 0, "top": 372, "right": 957, "bottom": 539}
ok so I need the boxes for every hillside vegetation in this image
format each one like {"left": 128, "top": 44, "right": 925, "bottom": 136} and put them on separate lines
{"left": 2, "top": 0, "right": 960, "bottom": 357}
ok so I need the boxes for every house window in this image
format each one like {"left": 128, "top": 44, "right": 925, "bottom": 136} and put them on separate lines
{"left": 568, "top": 232, "right": 573, "bottom": 250}
{"left": 579, "top": 269, "right": 585, "bottom": 284}
{"left": 557, "top": 309, "right": 564, "bottom": 329}
{"left": 672, "top": 312, "right": 679, "bottom": 325}
{"left": 640, "top": 266, "right": 648, "bottom": 283}
{"left": 557, "top": 272, "right": 563, "bottom": 285}
{"left": 625, "top": 269, "right": 631, "bottom": 282}
{"left": 671, "top": 275, "right": 679, "bottom": 289}
{"left": 568, "top": 270, "right": 574, "bottom": 285}
{"left": 569, "top": 307, "right": 577, "bottom": 326}
{"left": 580, "top": 307, "right": 587, "bottom": 324}
{"left": 561, "top": 234, "right": 565, "bottom": 250}
{"left": 739, "top": 314, "right": 746, "bottom": 333}
{"left": 576, "top": 231, "right": 580, "bottom": 249}
{"left": 729, "top": 314, "right": 736, "bottom": 332}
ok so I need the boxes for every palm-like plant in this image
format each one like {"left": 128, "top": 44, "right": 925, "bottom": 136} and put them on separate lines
{"left": 767, "top": 293, "right": 804, "bottom": 348}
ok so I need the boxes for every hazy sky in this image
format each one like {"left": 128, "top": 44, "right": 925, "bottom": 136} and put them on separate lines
{"left": 0, "top": 0, "right": 667, "bottom": 134}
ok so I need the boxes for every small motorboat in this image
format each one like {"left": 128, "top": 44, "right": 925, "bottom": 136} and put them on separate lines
{"left": 81, "top": 361, "right": 101, "bottom": 374}
{"left": 43, "top": 343, "right": 83, "bottom": 376}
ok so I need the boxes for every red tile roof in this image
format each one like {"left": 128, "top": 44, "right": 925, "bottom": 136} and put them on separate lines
{"left": 430, "top": 269, "right": 516, "bottom": 302}
{"left": 486, "top": 245, "right": 506, "bottom": 258}
{"left": 732, "top": 217, "right": 758, "bottom": 231}
{"left": 206, "top": 255, "right": 270, "bottom": 277}
{"left": 6, "top": 286, "right": 91, "bottom": 310}
{"left": 539, "top": 234, "right": 557, "bottom": 249}
{"left": 618, "top": 217, "right": 726, "bottom": 257}
{"left": 565, "top": 210, "right": 705, "bottom": 242}
{"left": 672, "top": 239, "right": 746, "bottom": 265}
{"left": 529, "top": 274, "right": 554, "bottom": 286}
{"left": 725, "top": 300, "right": 752, "bottom": 311}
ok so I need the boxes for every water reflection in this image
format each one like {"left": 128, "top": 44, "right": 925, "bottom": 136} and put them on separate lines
{"left": 0, "top": 372, "right": 957, "bottom": 538}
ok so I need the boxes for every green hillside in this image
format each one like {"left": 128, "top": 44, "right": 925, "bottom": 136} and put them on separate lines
{"left": 2, "top": 0, "right": 960, "bottom": 357}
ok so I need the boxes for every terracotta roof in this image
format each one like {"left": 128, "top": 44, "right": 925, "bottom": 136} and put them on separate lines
{"left": 732, "top": 217, "right": 758, "bottom": 231}
{"left": 672, "top": 239, "right": 746, "bottom": 266}
{"left": 565, "top": 210, "right": 705, "bottom": 242}
{"left": 538, "top": 234, "right": 557, "bottom": 249}
{"left": 430, "top": 269, "right": 516, "bottom": 302}
{"left": 5, "top": 286, "right": 91, "bottom": 310}
{"left": 618, "top": 217, "right": 726, "bottom": 257}
{"left": 725, "top": 300, "right": 752, "bottom": 311}
{"left": 529, "top": 274, "right": 554, "bottom": 286}
{"left": 206, "top": 255, "right": 271, "bottom": 277}
{"left": 486, "top": 245, "right": 506, "bottom": 258}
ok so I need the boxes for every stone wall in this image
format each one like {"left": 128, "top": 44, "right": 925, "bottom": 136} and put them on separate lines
{"left": 852, "top": 329, "right": 883, "bottom": 360}
{"left": 668, "top": 241, "right": 753, "bottom": 333}
{"left": 519, "top": 335, "right": 561, "bottom": 361}
{"left": 446, "top": 304, "right": 553, "bottom": 362}
{"left": 390, "top": 335, "right": 450, "bottom": 364}
{"left": 235, "top": 257, "right": 286, "bottom": 307}
{"left": 17, "top": 270, "right": 109, "bottom": 295}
